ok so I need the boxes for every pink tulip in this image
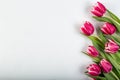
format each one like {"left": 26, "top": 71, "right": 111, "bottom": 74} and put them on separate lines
{"left": 87, "top": 64, "right": 101, "bottom": 76}
{"left": 87, "top": 46, "right": 99, "bottom": 57}
{"left": 80, "top": 21, "right": 94, "bottom": 36}
{"left": 100, "top": 59, "right": 112, "bottom": 73}
{"left": 91, "top": 2, "right": 106, "bottom": 17}
{"left": 101, "top": 22, "right": 116, "bottom": 35}
{"left": 105, "top": 40, "right": 119, "bottom": 53}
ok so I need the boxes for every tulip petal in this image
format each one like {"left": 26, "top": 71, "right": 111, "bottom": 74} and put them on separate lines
{"left": 80, "top": 21, "right": 94, "bottom": 36}
{"left": 97, "top": 2, "right": 106, "bottom": 13}
{"left": 91, "top": 10, "right": 103, "bottom": 17}
{"left": 87, "top": 64, "right": 101, "bottom": 76}
{"left": 100, "top": 59, "right": 112, "bottom": 73}
{"left": 91, "top": 2, "right": 106, "bottom": 17}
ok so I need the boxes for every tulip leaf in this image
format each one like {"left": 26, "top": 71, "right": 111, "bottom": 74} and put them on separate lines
{"left": 92, "top": 16, "right": 113, "bottom": 23}
{"left": 93, "top": 76, "right": 107, "bottom": 80}
{"left": 88, "top": 36, "right": 104, "bottom": 48}
{"left": 111, "top": 34, "right": 120, "bottom": 45}
{"left": 110, "top": 19, "right": 120, "bottom": 32}
{"left": 103, "top": 72, "right": 117, "bottom": 80}
{"left": 112, "top": 67, "right": 120, "bottom": 78}
{"left": 111, "top": 36, "right": 120, "bottom": 45}
{"left": 88, "top": 36, "right": 106, "bottom": 58}
{"left": 110, "top": 53, "right": 120, "bottom": 64}
{"left": 107, "top": 10, "right": 120, "bottom": 23}
{"left": 97, "top": 28, "right": 107, "bottom": 43}
{"left": 86, "top": 74, "right": 107, "bottom": 80}
{"left": 105, "top": 54, "right": 120, "bottom": 76}
{"left": 110, "top": 71, "right": 120, "bottom": 80}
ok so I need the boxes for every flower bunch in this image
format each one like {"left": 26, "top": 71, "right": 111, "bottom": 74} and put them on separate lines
{"left": 80, "top": 2, "right": 120, "bottom": 80}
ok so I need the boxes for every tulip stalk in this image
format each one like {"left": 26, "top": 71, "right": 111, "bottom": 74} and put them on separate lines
{"left": 110, "top": 71, "right": 119, "bottom": 80}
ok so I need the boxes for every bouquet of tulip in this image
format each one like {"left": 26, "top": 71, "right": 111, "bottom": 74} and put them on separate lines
{"left": 80, "top": 2, "right": 120, "bottom": 80}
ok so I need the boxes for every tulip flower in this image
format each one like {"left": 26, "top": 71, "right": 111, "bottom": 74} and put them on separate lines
{"left": 87, "top": 64, "right": 101, "bottom": 76}
{"left": 91, "top": 2, "right": 106, "bottom": 17}
{"left": 100, "top": 59, "right": 112, "bottom": 73}
{"left": 105, "top": 40, "right": 119, "bottom": 53}
{"left": 101, "top": 22, "right": 116, "bottom": 35}
{"left": 87, "top": 46, "right": 99, "bottom": 57}
{"left": 80, "top": 21, "right": 94, "bottom": 36}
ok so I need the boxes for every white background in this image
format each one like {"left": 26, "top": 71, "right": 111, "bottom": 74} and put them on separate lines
{"left": 0, "top": 0, "right": 119, "bottom": 80}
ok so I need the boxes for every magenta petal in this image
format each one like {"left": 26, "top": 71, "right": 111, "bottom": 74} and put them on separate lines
{"left": 91, "top": 10, "right": 103, "bottom": 17}
{"left": 87, "top": 46, "right": 99, "bottom": 57}
{"left": 97, "top": 2, "right": 106, "bottom": 13}
{"left": 105, "top": 40, "right": 119, "bottom": 53}
{"left": 91, "top": 2, "right": 106, "bottom": 17}
{"left": 101, "top": 22, "right": 116, "bottom": 35}
{"left": 87, "top": 64, "right": 101, "bottom": 76}
{"left": 100, "top": 59, "right": 112, "bottom": 73}
{"left": 80, "top": 21, "right": 94, "bottom": 36}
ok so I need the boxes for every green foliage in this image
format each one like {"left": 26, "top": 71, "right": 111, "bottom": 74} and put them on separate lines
{"left": 86, "top": 74, "right": 107, "bottom": 80}
{"left": 107, "top": 10, "right": 120, "bottom": 23}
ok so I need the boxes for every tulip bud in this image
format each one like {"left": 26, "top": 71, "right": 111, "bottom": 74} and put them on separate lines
{"left": 80, "top": 21, "right": 94, "bottom": 36}
{"left": 100, "top": 59, "right": 112, "bottom": 73}
{"left": 87, "top": 46, "right": 99, "bottom": 57}
{"left": 105, "top": 40, "right": 119, "bottom": 53}
{"left": 87, "top": 64, "right": 101, "bottom": 76}
{"left": 91, "top": 2, "right": 106, "bottom": 17}
{"left": 101, "top": 22, "right": 116, "bottom": 35}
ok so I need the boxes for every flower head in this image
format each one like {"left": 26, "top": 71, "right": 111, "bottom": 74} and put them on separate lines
{"left": 105, "top": 40, "right": 119, "bottom": 53}
{"left": 101, "top": 22, "right": 116, "bottom": 35}
{"left": 91, "top": 2, "right": 106, "bottom": 17}
{"left": 87, "top": 46, "right": 99, "bottom": 57}
{"left": 87, "top": 64, "right": 101, "bottom": 76}
{"left": 80, "top": 21, "right": 94, "bottom": 36}
{"left": 100, "top": 59, "right": 112, "bottom": 73}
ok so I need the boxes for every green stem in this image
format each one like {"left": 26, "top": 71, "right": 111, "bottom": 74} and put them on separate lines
{"left": 111, "top": 71, "right": 119, "bottom": 80}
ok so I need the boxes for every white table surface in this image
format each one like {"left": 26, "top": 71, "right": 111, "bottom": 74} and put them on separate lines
{"left": 0, "top": 0, "right": 119, "bottom": 80}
